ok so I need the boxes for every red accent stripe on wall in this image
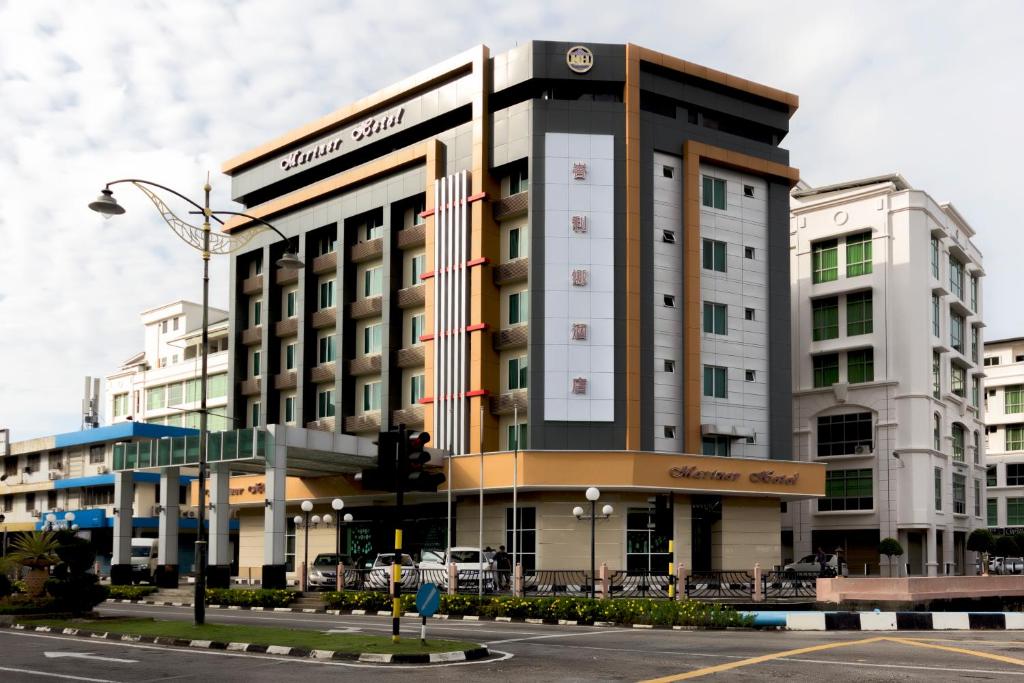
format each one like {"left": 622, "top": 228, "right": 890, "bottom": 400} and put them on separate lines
{"left": 419, "top": 258, "right": 490, "bottom": 281}
{"left": 420, "top": 389, "right": 490, "bottom": 403}
{"left": 420, "top": 324, "right": 489, "bottom": 342}
{"left": 418, "top": 191, "right": 487, "bottom": 218}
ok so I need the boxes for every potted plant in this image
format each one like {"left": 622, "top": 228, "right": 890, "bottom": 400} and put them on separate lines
{"left": 967, "top": 528, "right": 996, "bottom": 576}
{"left": 9, "top": 531, "right": 60, "bottom": 597}
{"left": 878, "top": 537, "right": 904, "bottom": 577}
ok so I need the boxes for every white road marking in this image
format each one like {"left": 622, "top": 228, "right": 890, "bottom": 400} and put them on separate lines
{"left": 487, "top": 628, "right": 632, "bottom": 645}
{"left": 0, "top": 665, "right": 118, "bottom": 682}
{"left": 44, "top": 652, "right": 138, "bottom": 663}
{"left": 782, "top": 656, "right": 1024, "bottom": 676}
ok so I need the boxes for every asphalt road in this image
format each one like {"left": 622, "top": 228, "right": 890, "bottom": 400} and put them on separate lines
{"left": 0, "top": 603, "right": 1021, "bottom": 682}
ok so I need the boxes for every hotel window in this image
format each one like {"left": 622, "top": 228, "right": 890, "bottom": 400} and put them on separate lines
{"left": 951, "top": 363, "right": 966, "bottom": 397}
{"left": 410, "top": 313, "right": 425, "bottom": 345}
{"left": 847, "top": 291, "right": 873, "bottom": 336}
{"left": 252, "top": 300, "right": 262, "bottom": 327}
{"left": 953, "top": 473, "right": 966, "bottom": 514}
{"left": 1009, "top": 464, "right": 1024, "bottom": 486}
{"left": 285, "top": 290, "right": 297, "bottom": 318}
{"left": 848, "top": 349, "right": 874, "bottom": 384}
{"left": 251, "top": 350, "right": 261, "bottom": 378}
{"left": 365, "top": 213, "right": 383, "bottom": 241}
{"left": 744, "top": 246, "right": 755, "bottom": 259}
{"left": 250, "top": 402, "right": 260, "bottom": 428}
{"left": 362, "top": 382, "right": 382, "bottom": 412}
{"left": 509, "top": 227, "right": 522, "bottom": 260}
{"left": 663, "top": 165, "right": 674, "bottom": 179}
{"left": 509, "top": 167, "right": 528, "bottom": 195}
{"left": 1006, "top": 385, "right": 1024, "bottom": 414}
{"left": 508, "top": 291, "right": 528, "bottom": 326}
{"left": 975, "top": 480, "right": 982, "bottom": 517}
{"left": 702, "top": 238, "right": 726, "bottom": 272}
{"left": 971, "top": 377, "right": 979, "bottom": 409}
{"left": 703, "top": 365, "right": 728, "bottom": 399}
{"left": 950, "top": 312, "right": 964, "bottom": 353}
{"left": 934, "top": 467, "right": 942, "bottom": 511}
{"left": 819, "top": 469, "right": 872, "bottom": 511}
{"left": 412, "top": 197, "right": 425, "bottom": 225}
{"left": 930, "top": 236, "right": 939, "bottom": 279}
{"left": 167, "top": 382, "right": 182, "bottom": 406}
{"left": 817, "top": 412, "right": 872, "bottom": 456}
{"left": 745, "top": 308, "right": 755, "bottom": 321}
{"left": 1009, "top": 499, "right": 1024, "bottom": 526}
{"left": 363, "top": 324, "right": 382, "bottom": 355}
{"left": 626, "top": 507, "right": 671, "bottom": 572}
{"left": 207, "top": 374, "right": 228, "bottom": 398}
{"left": 972, "top": 327, "right": 980, "bottom": 364}
{"left": 113, "top": 393, "right": 129, "bottom": 417}
{"left": 663, "top": 360, "right": 675, "bottom": 373}
{"left": 318, "top": 335, "right": 335, "bottom": 364}
{"left": 508, "top": 356, "right": 528, "bottom": 390}
{"left": 316, "top": 234, "right": 336, "bottom": 257}
{"left": 703, "top": 302, "right": 727, "bottom": 335}
{"left": 701, "top": 175, "right": 726, "bottom": 210}
{"left": 319, "top": 279, "right": 335, "bottom": 309}
{"left": 506, "top": 507, "right": 536, "bottom": 571}
{"left": 813, "top": 353, "right": 839, "bottom": 388}
{"left": 970, "top": 275, "right": 978, "bottom": 310}
{"left": 409, "top": 374, "right": 425, "bottom": 405}
{"left": 146, "top": 386, "right": 166, "bottom": 410}
{"left": 702, "top": 436, "right": 730, "bottom": 457}
{"left": 952, "top": 424, "right": 965, "bottom": 462}
{"left": 933, "top": 413, "right": 941, "bottom": 451}
{"left": 932, "top": 352, "right": 941, "bottom": 398}
{"left": 363, "top": 267, "right": 383, "bottom": 298}
{"left": 931, "top": 294, "right": 940, "bottom": 337}
{"left": 812, "top": 239, "right": 839, "bottom": 284}
{"left": 507, "top": 423, "right": 528, "bottom": 451}
{"left": 988, "top": 498, "right": 998, "bottom": 526}
{"left": 89, "top": 445, "right": 105, "bottom": 464}
{"left": 949, "top": 256, "right": 964, "bottom": 300}
{"left": 987, "top": 466, "right": 997, "bottom": 486}
{"left": 253, "top": 255, "right": 263, "bottom": 275}
{"left": 286, "top": 343, "right": 296, "bottom": 370}
{"left": 975, "top": 431, "right": 981, "bottom": 464}
{"left": 284, "top": 396, "right": 295, "bottom": 424}
{"left": 1008, "top": 425, "right": 1024, "bottom": 451}
{"left": 811, "top": 297, "right": 839, "bottom": 341}
{"left": 317, "top": 389, "right": 335, "bottom": 419}
{"left": 845, "top": 232, "right": 872, "bottom": 277}
{"left": 410, "top": 254, "right": 425, "bottom": 285}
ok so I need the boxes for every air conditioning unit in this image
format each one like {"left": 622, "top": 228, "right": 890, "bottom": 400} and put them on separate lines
{"left": 96, "top": 466, "right": 110, "bottom": 474}
{"left": 48, "top": 471, "right": 62, "bottom": 480}
{"left": 30, "top": 509, "right": 41, "bottom": 517}
{"left": 853, "top": 445, "right": 872, "bottom": 455}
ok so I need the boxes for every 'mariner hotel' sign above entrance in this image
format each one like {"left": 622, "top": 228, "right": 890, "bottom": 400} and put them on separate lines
{"left": 279, "top": 106, "right": 406, "bottom": 172}
{"left": 670, "top": 465, "right": 800, "bottom": 486}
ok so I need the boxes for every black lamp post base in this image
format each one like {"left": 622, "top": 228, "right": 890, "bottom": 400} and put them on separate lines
{"left": 207, "top": 565, "right": 231, "bottom": 589}
{"left": 261, "top": 564, "right": 287, "bottom": 589}
{"left": 110, "top": 564, "right": 134, "bottom": 586}
{"left": 154, "top": 564, "right": 179, "bottom": 588}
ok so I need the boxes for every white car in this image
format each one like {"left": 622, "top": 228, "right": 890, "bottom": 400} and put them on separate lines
{"left": 418, "top": 547, "right": 497, "bottom": 591}
{"left": 783, "top": 553, "right": 838, "bottom": 575}
{"left": 366, "top": 553, "right": 418, "bottom": 590}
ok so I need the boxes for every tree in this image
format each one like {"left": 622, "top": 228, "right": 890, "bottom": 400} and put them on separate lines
{"left": 879, "top": 537, "right": 904, "bottom": 577}
{"left": 8, "top": 531, "right": 60, "bottom": 597}
{"left": 967, "top": 528, "right": 996, "bottom": 575}
{"left": 995, "top": 535, "right": 1020, "bottom": 559}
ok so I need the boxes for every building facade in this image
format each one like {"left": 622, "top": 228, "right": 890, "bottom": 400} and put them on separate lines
{"left": 106, "top": 300, "right": 230, "bottom": 431}
{"left": 204, "top": 41, "right": 824, "bottom": 581}
{"left": 786, "top": 174, "right": 986, "bottom": 576}
{"left": 983, "top": 337, "right": 1024, "bottom": 534}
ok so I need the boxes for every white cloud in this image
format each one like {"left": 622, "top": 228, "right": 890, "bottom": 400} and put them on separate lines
{"left": 1, "top": 0, "right": 1020, "bottom": 439}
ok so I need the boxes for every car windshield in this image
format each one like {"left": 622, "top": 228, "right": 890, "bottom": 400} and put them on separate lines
{"left": 797, "top": 555, "right": 815, "bottom": 563}
{"left": 313, "top": 555, "right": 347, "bottom": 567}
{"left": 375, "top": 554, "right": 414, "bottom": 566}
{"left": 420, "top": 550, "right": 445, "bottom": 564}
{"left": 450, "top": 550, "right": 482, "bottom": 563}
{"left": 130, "top": 547, "right": 152, "bottom": 558}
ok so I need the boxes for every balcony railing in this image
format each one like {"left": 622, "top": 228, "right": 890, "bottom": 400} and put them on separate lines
{"left": 306, "top": 416, "right": 336, "bottom": 432}
{"left": 312, "top": 251, "right": 338, "bottom": 275}
{"left": 493, "top": 325, "right": 528, "bottom": 352}
{"left": 349, "top": 354, "right": 381, "bottom": 377}
{"left": 490, "top": 389, "right": 528, "bottom": 416}
{"left": 351, "top": 237, "right": 383, "bottom": 264}
{"left": 397, "top": 223, "right": 426, "bottom": 249}
{"left": 493, "top": 258, "right": 529, "bottom": 286}
{"left": 493, "top": 191, "right": 528, "bottom": 221}
{"left": 273, "top": 371, "right": 297, "bottom": 390}
{"left": 239, "top": 378, "right": 261, "bottom": 396}
{"left": 395, "top": 346, "right": 425, "bottom": 368}
{"left": 311, "top": 307, "right": 337, "bottom": 329}
{"left": 241, "top": 326, "right": 262, "bottom": 346}
{"left": 391, "top": 405, "right": 424, "bottom": 428}
{"left": 310, "top": 362, "right": 336, "bottom": 384}
{"left": 275, "top": 317, "right": 298, "bottom": 337}
{"left": 241, "top": 274, "right": 263, "bottom": 295}
{"left": 396, "top": 284, "right": 425, "bottom": 309}
{"left": 350, "top": 296, "right": 382, "bottom": 320}
{"left": 343, "top": 412, "right": 380, "bottom": 433}
{"left": 275, "top": 268, "right": 298, "bottom": 286}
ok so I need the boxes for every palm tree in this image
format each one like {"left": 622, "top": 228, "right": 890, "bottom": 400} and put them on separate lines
{"left": 9, "top": 531, "right": 60, "bottom": 597}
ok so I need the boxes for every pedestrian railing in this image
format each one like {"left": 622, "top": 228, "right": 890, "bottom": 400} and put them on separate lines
{"left": 522, "top": 569, "right": 592, "bottom": 596}
{"left": 608, "top": 570, "right": 673, "bottom": 599}
{"left": 762, "top": 570, "right": 818, "bottom": 599}
{"left": 684, "top": 571, "right": 755, "bottom": 599}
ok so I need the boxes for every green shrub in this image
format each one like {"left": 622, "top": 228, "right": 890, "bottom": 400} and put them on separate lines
{"left": 205, "top": 588, "right": 296, "bottom": 608}
{"left": 12, "top": 580, "right": 27, "bottom": 594}
{"left": 45, "top": 575, "right": 109, "bottom": 615}
{"left": 0, "top": 594, "right": 58, "bottom": 615}
{"left": 107, "top": 585, "right": 157, "bottom": 601}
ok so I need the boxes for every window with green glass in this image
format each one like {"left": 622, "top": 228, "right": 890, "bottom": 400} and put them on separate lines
{"left": 1007, "top": 425, "right": 1024, "bottom": 451}
{"left": 848, "top": 349, "right": 874, "bottom": 384}
{"left": 146, "top": 386, "right": 166, "bottom": 410}
{"left": 410, "top": 254, "right": 425, "bottom": 285}
{"left": 286, "top": 343, "right": 296, "bottom": 370}
{"left": 972, "top": 326, "right": 979, "bottom": 363}
{"left": 252, "top": 300, "right": 262, "bottom": 327}
{"left": 949, "top": 256, "right": 964, "bottom": 300}
{"left": 971, "top": 377, "right": 979, "bottom": 409}
{"left": 286, "top": 290, "right": 296, "bottom": 318}
{"left": 318, "top": 335, "right": 335, "bottom": 363}
{"left": 410, "top": 314, "right": 425, "bottom": 346}
{"left": 975, "top": 431, "right": 981, "bottom": 464}
{"left": 702, "top": 175, "right": 726, "bottom": 210}
{"left": 988, "top": 498, "right": 998, "bottom": 526}
{"left": 410, "top": 375, "right": 425, "bottom": 405}
{"left": 812, "top": 297, "right": 839, "bottom": 341}
{"left": 365, "top": 213, "right": 383, "bottom": 241}
{"left": 931, "top": 236, "right": 939, "bottom": 279}
{"left": 508, "top": 356, "right": 528, "bottom": 390}
{"left": 845, "top": 232, "right": 873, "bottom": 277}
{"left": 250, "top": 401, "right": 260, "bottom": 428}
{"left": 702, "top": 238, "right": 726, "bottom": 272}
{"left": 509, "top": 291, "right": 528, "bottom": 325}
{"left": 987, "top": 465, "right": 997, "bottom": 487}
{"left": 166, "top": 383, "right": 182, "bottom": 406}
{"left": 812, "top": 239, "right": 838, "bottom": 284}
{"left": 951, "top": 363, "right": 965, "bottom": 397}
{"left": 363, "top": 267, "right": 382, "bottom": 298}
{"left": 970, "top": 276, "right": 978, "bottom": 311}
{"left": 362, "top": 382, "right": 381, "bottom": 411}
{"left": 113, "top": 393, "right": 129, "bottom": 417}
{"left": 932, "top": 293, "right": 940, "bottom": 337}
{"left": 1006, "top": 385, "right": 1024, "bottom": 414}
{"left": 363, "top": 324, "right": 382, "bottom": 355}
{"left": 953, "top": 473, "right": 966, "bottom": 514}
{"left": 933, "top": 413, "right": 942, "bottom": 450}
{"left": 950, "top": 312, "right": 964, "bottom": 353}
{"left": 319, "top": 280, "right": 335, "bottom": 309}
{"left": 934, "top": 467, "right": 942, "bottom": 511}
{"left": 703, "top": 302, "right": 728, "bottom": 335}
{"left": 702, "top": 436, "right": 731, "bottom": 457}
{"left": 952, "top": 423, "right": 965, "bottom": 462}
{"left": 813, "top": 354, "right": 839, "bottom": 388}
{"left": 819, "top": 468, "right": 872, "bottom": 511}
{"left": 846, "top": 291, "right": 873, "bottom": 336}
{"left": 509, "top": 227, "right": 522, "bottom": 260}
{"left": 317, "top": 389, "right": 335, "bottom": 419}
{"left": 207, "top": 374, "right": 227, "bottom": 398}
{"left": 975, "top": 480, "right": 981, "bottom": 517}
{"left": 251, "top": 350, "right": 261, "bottom": 378}
{"left": 932, "top": 352, "right": 941, "bottom": 398}
{"left": 1008, "top": 498, "right": 1024, "bottom": 526}
{"left": 509, "top": 167, "right": 528, "bottom": 195}
{"left": 508, "top": 423, "right": 528, "bottom": 451}
{"left": 284, "top": 396, "right": 295, "bottom": 423}
{"left": 703, "top": 365, "right": 728, "bottom": 398}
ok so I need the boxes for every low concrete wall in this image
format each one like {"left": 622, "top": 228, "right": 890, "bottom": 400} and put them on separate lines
{"left": 818, "top": 576, "right": 1024, "bottom": 604}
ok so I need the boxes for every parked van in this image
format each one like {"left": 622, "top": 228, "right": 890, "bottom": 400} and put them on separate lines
{"left": 130, "top": 538, "right": 158, "bottom": 583}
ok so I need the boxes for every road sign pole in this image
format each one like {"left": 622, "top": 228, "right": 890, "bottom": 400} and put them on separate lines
{"left": 421, "top": 615, "right": 427, "bottom": 645}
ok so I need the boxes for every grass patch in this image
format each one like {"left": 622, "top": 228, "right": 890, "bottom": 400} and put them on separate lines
{"left": 21, "top": 617, "right": 476, "bottom": 655}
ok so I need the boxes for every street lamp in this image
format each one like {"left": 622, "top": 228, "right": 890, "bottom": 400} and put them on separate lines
{"left": 573, "top": 487, "right": 614, "bottom": 599}
{"left": 300, "top": 500, "right": 313, "bottom": 591}
{"left": 89, "top": 178, "right": 303, "bottom": 626}
{"left": 331, "top": 499, "right": 345, "bottom": 560}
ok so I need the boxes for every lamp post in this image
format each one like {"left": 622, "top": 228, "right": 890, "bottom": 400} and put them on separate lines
{"left": 331, "top": 499, "right": 345, "bottom": 559}
{"left": 299, "top": 500, "right": 313, "bottom": 591}
{"left": 89, "top": 178, "right": 303, "bottom": 626}
{"left": 573, "top": 487, "right": 614, "bottom": 599}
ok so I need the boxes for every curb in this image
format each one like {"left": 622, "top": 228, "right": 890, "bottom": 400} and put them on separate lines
{"left": 3, "top": 622, "right": 489, "bottom": 664}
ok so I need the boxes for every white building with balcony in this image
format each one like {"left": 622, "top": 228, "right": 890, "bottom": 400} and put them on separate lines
{"left": 105, "top": 301, "right": 231, "bottom": 431}
{"left": 983, "top": 337, "right": 1024, "bottom": 533}
{"left": 785, "top": 174, "right": 985, "bottom": 576}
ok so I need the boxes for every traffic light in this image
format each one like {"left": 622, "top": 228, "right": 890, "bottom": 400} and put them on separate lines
{"left": 357, "top": 429, "right": 400, "bottom": 491}
{"left": 400, "top": 430, "right": 445, "bottom": 492}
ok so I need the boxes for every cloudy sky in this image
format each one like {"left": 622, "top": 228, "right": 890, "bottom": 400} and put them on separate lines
{"left": 1, "top": 0, "right": 1021, "bottom": 440}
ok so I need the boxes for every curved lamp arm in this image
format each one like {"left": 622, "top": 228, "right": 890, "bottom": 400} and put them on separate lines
{"left": 103, "top": 178, "right": 207, "bottom": 214}
{"left": 209, "top": 210, "right": 292, "bottom": 246}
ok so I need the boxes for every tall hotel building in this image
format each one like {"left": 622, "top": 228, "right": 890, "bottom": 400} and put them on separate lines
{"left": 216, "top": 42, "right": 823, "bottom": 576}
{"left": 983, "top": 337, "right": 1024, "bottom": 534}
{"left": 787, "top": 175, "right": 985, "bottom": 576}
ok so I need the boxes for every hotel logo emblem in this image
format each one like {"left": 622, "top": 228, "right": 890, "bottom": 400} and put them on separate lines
{"left": 566, "top": 45, "right": 594, "bottom": 74}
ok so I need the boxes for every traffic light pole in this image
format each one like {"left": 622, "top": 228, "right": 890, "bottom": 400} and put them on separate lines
{"left": 392, "top": 424, "right": 406, "bottom": 644}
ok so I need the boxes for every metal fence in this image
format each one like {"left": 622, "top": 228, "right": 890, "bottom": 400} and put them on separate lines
{"left": 762, "top": 571, "right": 818, "bottom": 599}
{"left": 684, "top": 571, "right": 755, "bottom": 599}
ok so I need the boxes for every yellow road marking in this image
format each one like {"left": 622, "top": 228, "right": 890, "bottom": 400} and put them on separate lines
{"left": 637, "top": 636, "right": 888, "bottom": 682}
{"left": 887, "top": 636, "right": 1024, "bottom": 668}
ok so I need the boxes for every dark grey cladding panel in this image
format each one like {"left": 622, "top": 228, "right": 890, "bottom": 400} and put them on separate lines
{"left": 766, "top": 179, "right": 792, "bottom": 460}
{"left": 530, "top": 41, "right": 625, "bottom": 82}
